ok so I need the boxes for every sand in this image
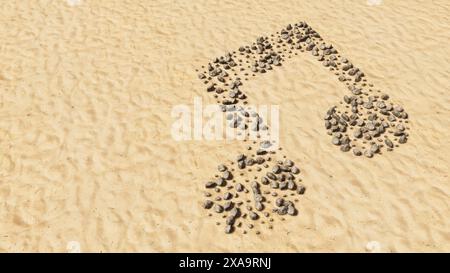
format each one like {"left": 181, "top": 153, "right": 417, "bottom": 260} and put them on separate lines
{"left": 0, "top": 0, "right": 449, "bottom": 252}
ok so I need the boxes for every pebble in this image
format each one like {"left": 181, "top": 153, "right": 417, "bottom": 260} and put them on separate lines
{"left": 260, "top": 140, "right": 272, "bottom": 149}
{"left": 297, "top": 185, "right": 306, "bottom": 195}
{"left": 255, "top": 202, "right": 264, "bottom": 211}
{"left": 254, "top": 194, "right": 264, "bottom": 202}
{"left": 261, "top": 177, "right": 269, "bottom": 185}
{"left": 225, "top": 225, "right": 233, "bottom": 234}
{"left": 203, "top": 200, "right": 213, "bottom": 209}
{"left": 214, "top": 204, "right": 224, "bottom": 213}
{"left": 249, "top": 212, "right": 259, "bottom": 220}
{"left": 370, "top": 144, "right": 380, "bottom": 154}
{"left": 237, "top": 154, "right": 246, "bottom": 161}
{"left": 364, "top": 150, "right": 374, "bottom": 158}
{"left": 399, "top": 135, "right": 407, "bottom": 144}
{"left": 275, "top": 198, "right": 285, "bottom": 207}
{"left": 291, "top": 166, "right": 300, "bottom": 174}
{"left": 385, "top": 138, "right": 394, "bottom": 148}
{"left": 224, "top": 201, "right": 233, "bottom": 211}
{"left": 271, "top": 181, "right": 279, "bottom": 189}
{"left": 216, "top": 177, "right": 226, "bottom": 187}
{"left": 237, "top": 160, "right": 246, "bottom": 169}
{"left": 223, "top": 171, "right": 232, "bottom": 180}
{"left": 340, "top": 144, "right": 351, "bottom": 152}
{"left": 277, "top": 206, "right": 288, "bottom": 215}
{"left": 284, "top": 159, "right": 294, "bottom": 167}
{"left": 267, "top": 172, "right": 277, "bottom": 180}
{"left": 353, "top": 148, "right": 362, "bottom": 156}
{"left": 288, "top": 180, "right": 295, "bottom": 190}
{"left": 354, "top": 129, "right": 362, "bottom": 138}
{"left": 287, "top": 205, "right": 296, "bottom": 216}
{"left": 272, "top": 165, "right": 281, "bottom": 174}
{"left": 223, "top": 192, "right": 233, "bottom": 200}
{"left": 332, "top": 136, "right": 341, "bottom": 145}
{"left": 230, "top": 208, "right": 240, "bottom": 218}
{"left": 217, "top": 164, "right": 227, "bottom": 172}
{"left": 255, "top": 157, "right": 265, "bottom": 165}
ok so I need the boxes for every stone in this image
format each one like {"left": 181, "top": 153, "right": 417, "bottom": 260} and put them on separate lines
{"left": 364, "top": 150, "right": 374, "bottom": 158}
{"left": 255, "top": 202, "right": 264, "bottom": 211}
{"left": 216, "top": 178, "right": 226, "bottom": 187}
{"left": 353, "top": 148, "right": 362, "bottom": 156}
{"left": 223, "top": 171, "right": 232, "bottom": 180}
{"left": 224, "top": 201, "right": 234, "bottom": 211}
{"left": 275, "top": 198, "right": 284, "bottom": 207}
{"left": 297, "top": 185, "right": 306, "bottom": 195}
{"left": 287, "top": 205, "right": 296, "bottom": 216}
{"left": 267, "top": 172, "right": 277, "bottom": 180}
{"left": 225, "top": 225, "right": 233, "bottom": 234}
{"left": 370, "top": 144, "right": 380, "bottom": 154}
{"left": 332, "top": 136, "right": 341, "bottom": 145}
{"left": 214, "top": 204, "right": 224, "bottom": 213}
{"left": 340, "top": 144, "right": 351, "bottom": 152}
{"left": 203, "top": 200, "right": 213, "bottom": 209}
{"left": 272, "top": 165, "right": 281, "bottom": 174}
{"left": 249, "top": 212, "right": 259, "bottom": 220}
{"left": 223, "top": 192, "right": 233, "bottom": 200}
{"left": 384, "top": 138, "right": 394, "bottom": 148}
{"left": 399, "top": 135, "right": 408, "bottom": 144}
{"left": 291, "top": 166, "right": 300, "bottom": 174}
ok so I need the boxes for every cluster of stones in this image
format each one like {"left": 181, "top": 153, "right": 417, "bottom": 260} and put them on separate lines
{"left": 196, "top": 21, "right": 410, "bottom": 157}
{"left": 220, "top": 104, "right": 269, "bottom": 133}
{"left": 202, "top": 144, "right": 306, "bottom": 234}
{"left": 325, "top": 93, "right": 409, "bottom": 157}
{"left": 197, "top": 21, "right": 411, "bottom": 234}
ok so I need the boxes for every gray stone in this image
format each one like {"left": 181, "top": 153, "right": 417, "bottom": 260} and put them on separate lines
{"left": 370, "top": 144, "right": 380, "bottom": 154}
{"left": 340, "top": 144, "right": 351, "bottom": 152}
{"left": 267, "top": 172, "right": 277, "bottom": 180}
{"left": 223, "top": 192, "right": 233, "bottom": 200}
{"left": 332, "top": 136, "right": 341, "bottom": 145}
{"left": 214, "top": 204, "right": 224, "bottom": 213}
{"left": 297, "top": 185, "right": 306, "bottom": 195}
{"left": 225, "top": 225, "right": 233, "bottom": 234}
{"left": 275, "top": 198, "right": 285, "bottom": 207}
{"left": 249, "top": 212, "right": 259, "bottom": 220}
{"left": 364, "top": 150, "right": 374, "bottom": 158}
{"left": 224, "top": 201, "right": 233, "bottom": 211}
{"left": 385, "top": 138, "right": 394, "bottom": 148}
{"left": 203, "top": 200, "right": 213, "bottom": 209}
{"left": 255, "top": 202, "right": 264, "bottom": 211}
{"left": 353, "top": 148, "right": 362, "bottom": 156}
{"left": 287, "top": 205, "right": 296, "bottom": 216}
{"left": 291, "top": 166, "right": 300, "bottom": 174}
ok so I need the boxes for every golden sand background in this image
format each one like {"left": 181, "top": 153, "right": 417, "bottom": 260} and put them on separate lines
{"left": 0, "top": 0, "right": 448, "bottom": 252}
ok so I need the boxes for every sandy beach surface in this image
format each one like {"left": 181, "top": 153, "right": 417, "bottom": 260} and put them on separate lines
{"left": 0, "top": 0, "right": 449, "bottom": 252}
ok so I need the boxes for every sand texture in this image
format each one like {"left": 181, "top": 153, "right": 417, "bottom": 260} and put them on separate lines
{"left": 0, "top": 0, "right": 449, "bottom": 252}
